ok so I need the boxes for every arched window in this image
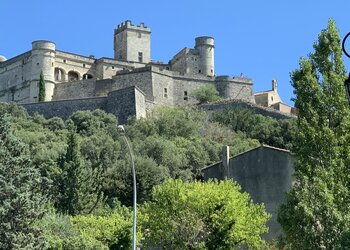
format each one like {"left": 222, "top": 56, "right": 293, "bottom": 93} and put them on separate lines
{"left": 82, "top": 73, "right": 93, "bottom": 80}
{"left": 54, "top": 68, "right": 66, "bottom": 82}
{"left": 68, "top": 71, "right": 79, "bottom": 82}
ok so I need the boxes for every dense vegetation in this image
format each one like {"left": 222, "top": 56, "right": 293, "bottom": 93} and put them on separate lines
{"left": 0, "top": 102, "right": 294, "bottom": 249}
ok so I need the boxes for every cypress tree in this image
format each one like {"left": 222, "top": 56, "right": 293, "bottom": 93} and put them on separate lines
{"left": 0, "top": 115, "right": 47, "bottom": 249}
{"left": 57, "top": 122, "right": 100, "bottom": 215}
{"left": 38, "top": 71, "right": 45, "bottom": 102}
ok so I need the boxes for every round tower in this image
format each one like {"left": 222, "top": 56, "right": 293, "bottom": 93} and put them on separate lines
{"left": 195, "top": 36, "right": 214, "bottom": 77}
{"left": 30, "top": 40, "right": 56, "bottom": 102}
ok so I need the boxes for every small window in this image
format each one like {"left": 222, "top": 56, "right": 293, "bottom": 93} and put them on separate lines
{"left": 184, "top": 91, "right": 188, "bottom": 101}
{"left": 63, "top": 59, "right": 66, "bottom": 63}
{"left": 198, "top": 70, "right": 201, "bottom": 73}
{"left": 37, "top": 62, "right": 39, "bottom": 66}
{"left": 83, "top": 63, "right": 86, "bottom": 68}
{"left": 52, "top": 62, "right": 54, "bottom": 67}
{"left": 112, "top": 66, "right": 115, "bottom": 69}
{"left": 138, "top": 32, "right": 142, "bottom": 38}
{"left": 271, "top": 96, "right": 274, "bottom": 101}
{"left": 138, "top": 52, "right": 143, "bottom": 63}
{"left": 211, "top": 69, "right": 213, "bottom": 73}
{"left": 166, "top": 67, "right": 169, "bottom": 70}
{"left": 164, "top": 88, "right": 168, "bottom": 98}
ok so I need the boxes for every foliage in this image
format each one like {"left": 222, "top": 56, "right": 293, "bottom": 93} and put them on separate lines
{"left": 191, "top": 84, "right": 222, "bottom": 103}
{"left": 0, "top": 115, "right": 48, "bottom": 249}
{"left": 278, "top": 19, "right": 350, "bottom": 249}
{"left": 213, "top": 107, "right": 297, "bottom": 150}
{"left": 56, "top": 122, "right": 101, "bottom": 215}
{"left": 141, "top": 179, "right": 270, "bottom": 250}
{"left": 39, "top": 212, "right": 108, "bottom": 250}
{"left": 71, "top": 206, "right": 135, "bottom": 249}
{"left": 38, "top": 71, "right": 46, "bottom": 102}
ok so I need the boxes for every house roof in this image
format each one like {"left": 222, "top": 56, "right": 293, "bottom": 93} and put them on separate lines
{"left": 201, "top": 144, "right": 291, "bottom": 171}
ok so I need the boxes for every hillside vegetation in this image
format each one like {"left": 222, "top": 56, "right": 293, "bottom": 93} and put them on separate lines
{"left": 0, "top": 102, "right": 295, "bottom": 249}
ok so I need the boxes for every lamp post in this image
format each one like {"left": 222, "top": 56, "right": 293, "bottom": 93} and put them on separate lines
{"left": 117, "top": 125, "right": 137, "bottom": 250}
{"left": 342, "top": 32, "right": 350, "bottom": 104}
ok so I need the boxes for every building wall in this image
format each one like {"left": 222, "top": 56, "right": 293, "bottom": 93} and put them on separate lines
{"left": 114, "top": 21, "right": 151, "bottom": 63}
{"left": 0, "top": 52, "right": 32, "bottom": 103}
{"left": 53, "top": 79, "right": 114, "bottom": 100}
{"left": 169, "top": 48, "right": 200, "bottom": 75}
{"left": 202, "top": 146, "right": 294, "bottom": 241}
{"left": 112, "top": 67, "right": 154, "bottom": 101}
{"left": 22, "top": 86, "right": 146, "bottom": 124}
{"left": 215, "top": 76, "right": 255, "bottom": 103}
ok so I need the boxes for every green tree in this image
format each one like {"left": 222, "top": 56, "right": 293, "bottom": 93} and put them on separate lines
{"left": 191, "top": 84, "right": 222, "bottom": 103}
{"left": 38, "top": 71, "right": 46, "bottom": 102}
{"left": 278, "top": 19, "right": 350, "bottom": 249}
{"left": 57, "top": 122, "right": 100, "bottom": 215}
{"left": 0, "top": 115, "right": 47, "bottom": 249}
{"left": 141, "top": 179, "right": 270, "bottom": 250}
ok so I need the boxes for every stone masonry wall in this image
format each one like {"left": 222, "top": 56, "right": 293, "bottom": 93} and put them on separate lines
{"left": 53, "top": 79, "right": 114, "bottom": 100}
{"left": 22, "top": 86, "right": 146, "bottom": 124}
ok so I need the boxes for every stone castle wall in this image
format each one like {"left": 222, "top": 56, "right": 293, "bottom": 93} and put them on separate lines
{"left": 22, "top": 86, "right": 146, "bottom": 124}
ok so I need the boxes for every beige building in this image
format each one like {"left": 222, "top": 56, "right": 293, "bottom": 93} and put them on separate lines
{"left": 254, "top": 79, "right": 296, "bottom": 115}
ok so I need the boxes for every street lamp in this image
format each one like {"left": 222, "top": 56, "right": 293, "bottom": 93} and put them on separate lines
{"left": 117, "top": 125, "right": 137, "bottom": 250}
{"left": 342, "top": 32, "right": 350, "bottom": 104}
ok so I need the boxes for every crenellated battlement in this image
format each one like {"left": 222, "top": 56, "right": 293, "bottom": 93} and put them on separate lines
{"left": 115, "top": 20, "right": 151, "bottom": 34}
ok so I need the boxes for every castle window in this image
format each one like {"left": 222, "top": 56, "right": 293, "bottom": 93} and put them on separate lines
{"left": 184, "top": 91, "right": 188, "bottom": 101}
{"left": 138, "top": 52, "right": 143, "bottom": 63}
{"left": 211, "top": 69, "right": 213, "bottom": 73}
{"left": 166, "top": 67, "right": 169, "bottom": 70}
{"left": 112, "top": 66, "right": 115, "bottom": 69}
{"left": 164, "top": 88, "right": 168, "bottom": 98}
{"left": 37, "top": 62, "right": 40, "bottom": 66}
{"left": 63, "top": 59, "right": 66, "bottom": 63}
{"left": 138, "top": 32, "right": 142, "bottom": 38}
{"left": 83, "top": 64, "right": 86, "bottom": 68}
{"left": 271, "top": 96, "right": 274, "bottom": 101}
{"left": 198, "top": 70, "right": 201, "bottom": 73}
{"left": 52, "top": 62, "right": 54, "bottom": 67}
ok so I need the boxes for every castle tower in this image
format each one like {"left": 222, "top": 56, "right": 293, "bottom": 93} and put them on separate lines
{"left": 30, "top": 40, "right": 56, "bottom": 102}
{"left": 114, "top": 20, "right": 151, "bottom": 63}
{"left": 195, "top": 36, "right": 215, "bottom": 76}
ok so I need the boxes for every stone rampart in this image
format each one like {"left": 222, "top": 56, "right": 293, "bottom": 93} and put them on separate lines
{"left": 21, "top": 86, "right": 146, "bottom": 124}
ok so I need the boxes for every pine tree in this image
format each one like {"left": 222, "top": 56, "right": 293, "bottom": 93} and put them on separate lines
{"left": 278, "top": 19, "right": 350, "bottom": 249}
{"left": 38, "top": 71, "right": 46, "bottom": 102}
{"left": 0, "top": 115, "right": 47, "bottom": 249}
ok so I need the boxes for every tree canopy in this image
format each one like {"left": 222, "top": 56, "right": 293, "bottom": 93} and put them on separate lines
{"left": 141, "top": 179, "right": 270, "bottom": 250}
{"left": 278, "top": 19, "right": 350, "bottom": 249}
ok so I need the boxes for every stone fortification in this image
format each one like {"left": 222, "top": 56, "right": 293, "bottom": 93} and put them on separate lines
{"left": 23, "top": 86, "right": 146, "bottom": 124}
{"left": 0, "top": 20, "right": 293, "bottom": 123}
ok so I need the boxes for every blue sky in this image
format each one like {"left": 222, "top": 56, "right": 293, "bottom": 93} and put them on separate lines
{"left": 1, "top": 0, "right": 350, "bottom": 106}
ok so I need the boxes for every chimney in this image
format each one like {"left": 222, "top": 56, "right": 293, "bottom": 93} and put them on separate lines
{"left": 220, "top": 146, "right": 230, "bottom": 179}
{"left": 272, "top": 79, "right": 277, "bottom": 92}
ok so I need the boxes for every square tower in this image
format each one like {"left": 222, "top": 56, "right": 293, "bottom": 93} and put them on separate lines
{"left": 114, "top": 20, "right": 151, "bottom": 63}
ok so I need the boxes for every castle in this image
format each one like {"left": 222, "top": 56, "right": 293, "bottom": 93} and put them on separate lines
{"left": 0, "top": 20, "right": 294, "bottom": 123}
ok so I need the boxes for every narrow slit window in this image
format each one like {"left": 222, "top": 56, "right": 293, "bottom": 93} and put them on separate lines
{"left": 164, "top": 88, "right": 168, "bottom": 98}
